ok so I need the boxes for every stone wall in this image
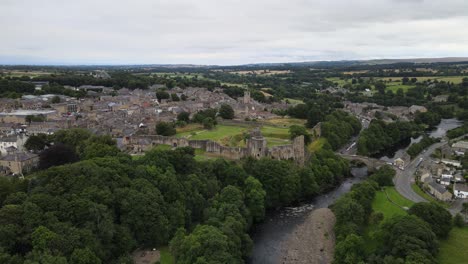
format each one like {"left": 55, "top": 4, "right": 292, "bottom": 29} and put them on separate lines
{"left": 125, "top": 134, "right": 305, "bottom": 165}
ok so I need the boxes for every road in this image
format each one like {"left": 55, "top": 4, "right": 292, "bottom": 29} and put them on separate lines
{"left": 393, "top": 142, "right": 447, "bottom": 203}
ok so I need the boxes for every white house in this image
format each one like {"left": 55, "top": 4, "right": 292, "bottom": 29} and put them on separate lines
{"left": 441, "top": 159, "right": 462, "bottom": 168}
{"left": 454, "top": 184, "right": 468, "bottom": 199}
{"left": 0, "top": 134, "right": 28, "bottom": 156}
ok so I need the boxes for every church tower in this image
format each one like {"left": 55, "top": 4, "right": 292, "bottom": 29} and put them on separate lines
{"left": 243, "top": 91, "right": 251, "bottom": 104}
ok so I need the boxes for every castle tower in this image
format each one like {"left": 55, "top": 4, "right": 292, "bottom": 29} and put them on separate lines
{"left": 243, "top": 91, "right": 251, "bottom": 104}
{"left": 293, "top": 135, "right": 305, "bottom": 166}
{"left": 247, "top": 128, "right": 267, "bottom": 159}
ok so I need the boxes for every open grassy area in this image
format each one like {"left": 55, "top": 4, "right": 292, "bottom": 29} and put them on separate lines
{"left": 262, "top": 118, "right": 306, "bottom": 127}
{"left": 326, "top": 77, "right": 349, "bottom": 86}
{"left": 411, "top": 183, "right": 449, "bottom": 208}
{"left": 438, "top": 227, "right": 468, "bottom": 264}
{"left": 160, "top": 247, "right": 175, "bottom": 264}
{"left": 363, "top": 187, "right": 415, "bottom": 253}
{"left": 372, "top": 187, "right": 415, "bottom": 218}
{"left": 176, "top": 124, "right": 292, "bottom": 147}
{"left": 176, "top": 124, "right": 247, "bottom": 141}
{"left": 283, "top": 98, "right": 304, "bottom": 105}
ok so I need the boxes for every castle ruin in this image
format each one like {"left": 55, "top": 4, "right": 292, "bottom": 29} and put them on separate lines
{"left": 123, "top": 128, "right": 305, "bottom": 165}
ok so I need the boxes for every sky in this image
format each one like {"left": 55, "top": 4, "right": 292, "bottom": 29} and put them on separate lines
{"left": 1, "top": 0, "right": 468, "bottom": 65}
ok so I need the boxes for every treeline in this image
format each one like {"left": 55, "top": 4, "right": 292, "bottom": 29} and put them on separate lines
{"left": 0, "top": 129, "right": 351, "bottom": 263}
{"left": 0, "top": 79, "right": 87, "bottom": 99}
{"left": 447, "top": 124, "right": 468, "bottom": 139}
{"left": 285, "top": 94, "right": 344, "bottom": 128}
{"left": 333, "top": 166, "right": 453, "bottom": 264}
{"left": 407, "top": 136, "right": 439, "bottom": 159}
{"left": 0, "top": 79, "right": 35, "bottom": 98}
{"left": 320, "top": 110, "right": 362, "bottom": 150}
{"left": 358, "top": 120, "right": 421, "bottom": 156}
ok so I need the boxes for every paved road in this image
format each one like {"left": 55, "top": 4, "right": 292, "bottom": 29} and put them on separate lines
{"left": 392, "top": 142, "right": 448, "bottom": 203}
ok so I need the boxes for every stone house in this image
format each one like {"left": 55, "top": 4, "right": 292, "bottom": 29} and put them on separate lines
{"left": 427, "top": 182, "right": 452, "bottom": 201}
{"left": 0, "top": 152, "right": 39, "bottom": 175}
{"left": 452, "top": 141, "right": 468, "bottom": 156}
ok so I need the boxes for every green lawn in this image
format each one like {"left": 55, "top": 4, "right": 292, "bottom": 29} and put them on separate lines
{"left": 176, "top": 124, "right": 292, "bottom": 147}
{"left": 160, "top": 247, "right": 175, "bottom": 264}
{"left": 372, "top": 187, "right": 415, "bottom": 218}
{"left": 438, "top": 227, "right": 468, "bottom": 264}
{"left": 364, "top": 187, "right": 415, "bottom": 254}
{"left": 176, "top": 125, "right": 247, "bottom": 141}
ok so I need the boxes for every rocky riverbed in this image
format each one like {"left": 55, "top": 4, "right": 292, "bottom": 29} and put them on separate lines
{"left": 280, "top": 208, "right": 336, "bottom": 264}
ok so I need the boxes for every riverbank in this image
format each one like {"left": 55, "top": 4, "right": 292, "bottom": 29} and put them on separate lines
{"left": 280, "top": 208, "right": 336, "bottom": 264}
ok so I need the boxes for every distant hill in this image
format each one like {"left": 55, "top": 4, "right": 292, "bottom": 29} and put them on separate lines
{"left": 243, "top": 57, "right": 468, "bottom": 68}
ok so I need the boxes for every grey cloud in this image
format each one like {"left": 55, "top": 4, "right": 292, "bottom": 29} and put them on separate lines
{"left": 1, "top": 0, "right": 468, "bottom": 65}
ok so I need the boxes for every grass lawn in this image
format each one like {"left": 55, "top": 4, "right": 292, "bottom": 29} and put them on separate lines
{"left": 308, "top": 138, "right": 327, "bottom": 152}
{"left": 160, "top": 247, "right": 175, "bottom": 264}
{"left": 411, "top": 183, "right": 449, "bottom": 208}
{"left": 363, "top": 187, "right": 415, "bottom": 253}
{"left": 176, "top": 125, "right": 247, "bottom": 141}
{"left": 372, "top": 187, "right": 415, "bottom": 218}
{"left": 438, "top": 227, "right": 468, "bottom": 264}
{"left": 283, "top": 98, "right": 304, "bottom": 105}
{"left": 263, "top": 118, "right": 306, "bottom": 127}
{"left": 176, "top": 124, "right": 294, "bottom": 147}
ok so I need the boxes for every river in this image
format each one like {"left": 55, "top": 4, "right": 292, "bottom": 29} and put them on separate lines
{"left": 248, "top": 119, "right": 462, "bottom": 264}
{"left": 379, "top": 118, "right": 462, "bottom": 163}
{"left": 248, "top": 167, "right": 368, "bottom": 264}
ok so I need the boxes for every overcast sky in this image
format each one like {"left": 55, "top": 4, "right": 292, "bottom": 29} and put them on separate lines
{"left": 1, "top": 0, "right": 468, "bottom": 65}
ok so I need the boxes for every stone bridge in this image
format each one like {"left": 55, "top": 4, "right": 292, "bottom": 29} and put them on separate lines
{"left": 338, "top": 154, "right": 388, "bottom": 172}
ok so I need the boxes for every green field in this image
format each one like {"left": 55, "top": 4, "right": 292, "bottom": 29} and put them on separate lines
{"left": 438, "top": 227, "right": 468, "bottom": 264}
{"left": 326, "top": 77, "right": 349, "bottom": 86}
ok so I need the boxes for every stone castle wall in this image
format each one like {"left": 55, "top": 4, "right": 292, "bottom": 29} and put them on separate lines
{"left": 124, "top": 134, "right": 305, "bottom": 165}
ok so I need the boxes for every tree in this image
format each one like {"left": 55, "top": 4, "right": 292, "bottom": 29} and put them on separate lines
{"left": 177, "top": 112, "right": 190, "bottom": 123}
{"left": 334, "top": 234, "right": 365, "bottom": 264}
{"left": 453, "top": 213, "right": 465, "bottom": 227}
{"left": 244, "top": 176, "right": 266, "bottom": 222}
{"left": 156, "top": 90, "right": 170, "bottom": 101}
{"left": 289, "top": 125, "right": 311, "bottom": 145}
{"left": 170, "top": 225, "right": 236, "bottom": 264}
{"left": 369, "top": 165, "right": 395, "bottom": 187}
{"left": 156, "top": 122, "right": 176, "bottom": 136}
{"left": 51, "top": 96, "right": 61, "bottom": 104}
{"left": 24, "top": 134, "right": 50, "bottom": 152}
{"left": 408, "top": 202, "right": 452, "bottom": 238}
{"left": 69, "top": 248, "right": 101, "bottom": 264}
{"left": 171, "top": 93, "right": 180, "bottom": 101}
{"left": 39, "top": 144, "right": 79, "bottom": 169}
{"left": 202, "top": 117, "right": 215, "bottom": 130}
{"left": 375, "top": 81, "right": 386, "bottom": 95}
{"left": 380, "top": 215, "right": 438, "bottom": 261}
{"left": 219, "top": 104, "right": 235, "bottom": 119}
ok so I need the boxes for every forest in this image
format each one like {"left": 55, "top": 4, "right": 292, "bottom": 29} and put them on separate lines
{"left": 0, "top": 129, "right": 350, "bottom": 264}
